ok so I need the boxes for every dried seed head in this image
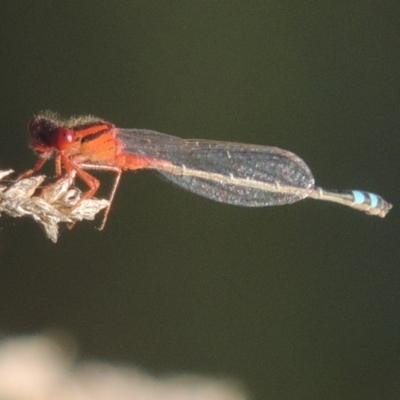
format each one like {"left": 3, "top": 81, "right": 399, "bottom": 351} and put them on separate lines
{"left": 0, "top": 170, "right": 109, "bottom": 242}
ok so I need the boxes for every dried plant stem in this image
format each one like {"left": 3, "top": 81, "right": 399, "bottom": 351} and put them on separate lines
{"left": 0, "top": 170, "right": 109, "bottom": 242}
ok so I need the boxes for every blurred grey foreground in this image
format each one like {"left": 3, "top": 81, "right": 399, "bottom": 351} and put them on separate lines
{"left": 0, "top": 334, "right": 247, "bottom": 400}
{"left": 0, "top": 170, "right": 109, "bottom": 242}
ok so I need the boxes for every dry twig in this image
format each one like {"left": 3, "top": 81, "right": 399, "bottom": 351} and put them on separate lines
{"left": 0, "top": 169, "right": 109, "bottom": 242}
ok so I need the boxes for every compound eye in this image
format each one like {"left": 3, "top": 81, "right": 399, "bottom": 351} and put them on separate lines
{"left": 53, "top": 128, "right": 76, "bottom": 150}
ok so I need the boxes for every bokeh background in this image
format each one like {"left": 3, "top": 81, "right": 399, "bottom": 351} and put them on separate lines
{"left": 0, "top": 2, "right": 399, "bottom": 399}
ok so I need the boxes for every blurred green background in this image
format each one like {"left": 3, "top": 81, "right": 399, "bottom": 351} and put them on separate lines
{"left": 0, "top": 2, "right": 399, "bottom": 399}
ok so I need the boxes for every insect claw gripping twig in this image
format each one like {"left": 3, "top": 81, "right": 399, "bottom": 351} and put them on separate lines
{"left": 0, "top": 170, "right": 109, "bottom": 242}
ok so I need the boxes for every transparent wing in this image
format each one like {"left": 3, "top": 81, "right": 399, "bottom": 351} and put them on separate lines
{"left": 116, "top": 128, "right": 315, "bottom": 207}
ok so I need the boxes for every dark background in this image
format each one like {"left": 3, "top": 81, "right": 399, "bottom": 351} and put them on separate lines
{"left": 0, "top": 2, "right": 399, "bottom": 399}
